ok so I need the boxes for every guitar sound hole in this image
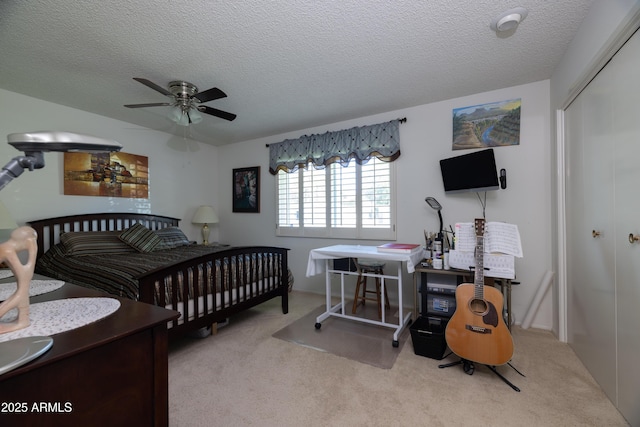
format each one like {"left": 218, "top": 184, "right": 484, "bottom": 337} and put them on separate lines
{"left": 469, "top": 298, "right": 488, "bottom": 315}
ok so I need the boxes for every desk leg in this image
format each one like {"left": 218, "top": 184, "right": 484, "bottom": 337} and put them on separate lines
{"left": 496, "top": 279, "right": 513, "bottom": 332}
{"left": 325, "top": 259, "right": 331, "bottom": 311}
{"left": 393, "top": 263, "right": 412, "bottom": 347}
{"left": 396, "top": 263, "right": 401, "bottom": 327}
{"left": 315, "top": 260, "right": 342, "bottom": 327}
{"left": 507, "top": 279, "right": 512, "bottom": 331}
{"left": 413, "top": 271, "right": 418, "bottom": 320}
{"left": 340, "top": 269, "right": 347, "bottom": 316}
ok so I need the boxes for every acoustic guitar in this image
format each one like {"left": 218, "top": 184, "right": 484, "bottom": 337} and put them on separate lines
{"left": 445, "top": 218, "right": 514, "bottom": 366}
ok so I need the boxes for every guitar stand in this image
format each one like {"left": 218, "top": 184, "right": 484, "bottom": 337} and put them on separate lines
{"left": 438, "top": 354, "right": 525, "bottom": 392}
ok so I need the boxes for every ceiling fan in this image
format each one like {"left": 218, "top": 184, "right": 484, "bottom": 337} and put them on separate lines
{"left": 124, "top": 77, "right": 236, "bottom": 125}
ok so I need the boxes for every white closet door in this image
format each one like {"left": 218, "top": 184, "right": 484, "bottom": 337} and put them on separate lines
{"left": 565, "top": 69, "right": 617, "bottom": 402}
{"left": 566, "top": 27, "right": 640, "bottom": 426}
{"left": 612, "top": 29, "right": 640, "bottom": 426}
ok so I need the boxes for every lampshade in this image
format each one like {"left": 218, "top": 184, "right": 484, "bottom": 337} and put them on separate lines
{"left": 188, "top": 108, "right": 203, "bottom": 124}
{"left": 0, "top": 202, "right": 18, "bottom": 230}
{"left": 168, "top": 106, "right": 202, "bottom": 126}
{"left": 192, "top": 206, "right": 219, "bottom": 224}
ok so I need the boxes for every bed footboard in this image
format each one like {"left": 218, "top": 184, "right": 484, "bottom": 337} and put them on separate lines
{"left": 136, "top": 246, "right": 289, "bottom": 338}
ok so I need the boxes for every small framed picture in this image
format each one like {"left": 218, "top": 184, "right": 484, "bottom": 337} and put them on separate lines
{"left": 233, "top": 166, "right": 260, "bottom": 213}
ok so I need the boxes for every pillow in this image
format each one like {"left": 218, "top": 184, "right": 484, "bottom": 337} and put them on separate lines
{"left": 60, "top": 231, "right": 137, "bottom": 256}
{"left": 119, "top": 223, "right": 162, "bottom": 253}
{"left": 154, "top": 226, "right": 191, "bottom": 249}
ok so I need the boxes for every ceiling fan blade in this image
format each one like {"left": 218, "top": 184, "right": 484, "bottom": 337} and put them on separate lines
{"left": 193, "top": 87, "right": 227, "bottom": 103}
{"left": 199, "top": 106, "right": 237, "bottom": 121}
{"left": 133, "top": 77, "right": 172, "bottom": 97}
{"left": 124, "top": 102, "right": 172, "bottom": 108}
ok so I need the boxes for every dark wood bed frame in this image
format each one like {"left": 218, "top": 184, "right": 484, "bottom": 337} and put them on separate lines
{"left": 28, "top": 212, "right": 289, "bottom": 339}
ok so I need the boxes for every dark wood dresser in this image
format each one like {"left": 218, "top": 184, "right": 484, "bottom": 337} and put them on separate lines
{"left": 0, "top": 281, "right": 179, "bottom": 426}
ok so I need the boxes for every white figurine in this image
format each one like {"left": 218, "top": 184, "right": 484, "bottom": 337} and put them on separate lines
{"left": 0, "top": 226, "right": 37, "bottom": 333}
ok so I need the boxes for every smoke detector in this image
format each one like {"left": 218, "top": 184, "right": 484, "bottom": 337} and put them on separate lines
{"left": 490, "top": 7, "right": 528, "bottom": 32}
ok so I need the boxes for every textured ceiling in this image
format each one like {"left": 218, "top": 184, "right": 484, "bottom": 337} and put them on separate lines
{"left": 0, "top": 0, "right": 594, "bottom": 146}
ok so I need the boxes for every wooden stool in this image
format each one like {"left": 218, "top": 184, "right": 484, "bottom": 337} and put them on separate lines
{"left": 351, "top": 258, "right": 390, "bottom": 319}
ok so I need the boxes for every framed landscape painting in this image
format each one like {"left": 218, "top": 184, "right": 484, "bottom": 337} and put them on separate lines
{"left": 452, "top": 98, "right": 521, "bottom": 150}
{"left": 233, "top": 166, "right": 260, "bottom": 213}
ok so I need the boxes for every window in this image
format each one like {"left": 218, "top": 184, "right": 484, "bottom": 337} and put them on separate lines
{"left": 276, "top": 157, "right": 395, "bottom": 240}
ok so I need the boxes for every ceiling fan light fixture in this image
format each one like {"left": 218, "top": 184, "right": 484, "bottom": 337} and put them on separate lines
{"left": 168, "top": 106, "right": 191, "bottom": 126}
{"left": 490, "top": 7, "right": 528, "bottom": 33}
{"left": 176, "top": 113, "right": 190, "bottom": 127}
{"left": 189, "top": 108, "right": 203, "bottom": 124}
{"left": 167, "top": 106, "right": 185, "bottom": 126}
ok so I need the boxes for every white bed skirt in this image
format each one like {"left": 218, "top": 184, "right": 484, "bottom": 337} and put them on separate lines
{"left": 165, "top": 281, "right": 271, "bottom": 327}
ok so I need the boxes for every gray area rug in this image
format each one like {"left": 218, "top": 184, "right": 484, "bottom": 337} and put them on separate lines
{"left": 273, "top": 304, "right": 410, "bottom": 369}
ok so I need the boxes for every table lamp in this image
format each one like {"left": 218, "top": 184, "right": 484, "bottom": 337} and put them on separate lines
{"left": 0, "top": 131, "right": 122, "bottom": 334}
{"left": 192, "top": 205, "right": 218, "bottom": 245}
{"left": 425, "top": 197, "right": 443, "bottom": 239}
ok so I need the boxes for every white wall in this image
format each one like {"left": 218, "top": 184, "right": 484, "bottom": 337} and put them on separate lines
{"left": 219, "top": 79, "right": 553, "bottom": 330}
{"left": 0, "top": 88, "right": 221, "bottom": 243}
{"left": 549, "top": 0, "right": 640, "bottom": 338}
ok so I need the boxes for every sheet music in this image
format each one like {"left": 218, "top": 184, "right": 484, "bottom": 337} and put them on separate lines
{"left": 454, "top": 223, "right": 477, "bottom": 252}
{"left": 448, "top": 250, "right": 515, "bottom": 279}
{"left": 485, "top": 222, "right": 523, "bottom": 257}
{"left": 454, "top": 221, "right": 523, "bottom": 258}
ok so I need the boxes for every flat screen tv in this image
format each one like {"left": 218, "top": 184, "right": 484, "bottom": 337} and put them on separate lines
{"left": 439, "top": 148, "right": 499, "bottom": 193}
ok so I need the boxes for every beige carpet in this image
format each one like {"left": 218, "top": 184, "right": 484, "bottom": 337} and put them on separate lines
{"left": 168, "top": 291, "right": 630, "bottom": 427}
{"left": 272, "top": 304, "right": 410, "bottom": 369}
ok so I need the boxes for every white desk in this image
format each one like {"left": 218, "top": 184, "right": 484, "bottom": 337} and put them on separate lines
{"left": 306, "top": 245, "right": 424, "bottom": 346}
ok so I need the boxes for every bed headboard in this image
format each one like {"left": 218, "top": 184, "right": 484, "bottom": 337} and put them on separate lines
{"left": 28, "top": 213, "right": 180, "bottom": 259}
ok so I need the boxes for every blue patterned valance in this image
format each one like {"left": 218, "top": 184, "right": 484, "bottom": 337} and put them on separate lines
{"left": 268, "top": 119, "right": 402, "bottom": 175}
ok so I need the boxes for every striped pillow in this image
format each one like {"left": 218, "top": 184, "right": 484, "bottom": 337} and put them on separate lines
{"left": 154, "top": 226, "right": 191, "bottom": 249}
{"left": 60, "top": 231, "right": 137, "bottom": 256}
{"left": 119, "top": 223, "right": 162, "bottom": 253}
